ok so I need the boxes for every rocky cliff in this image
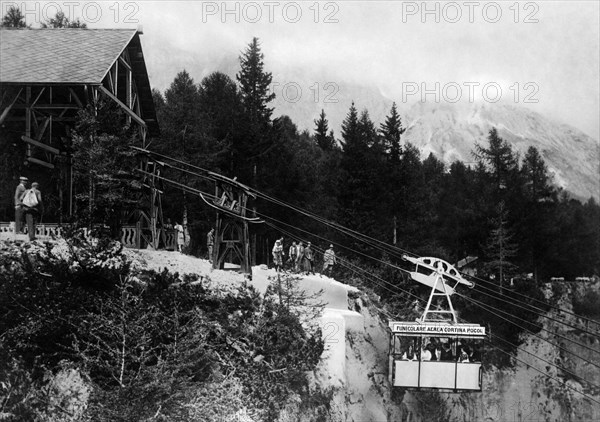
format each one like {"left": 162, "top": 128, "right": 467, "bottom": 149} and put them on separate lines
{"left": 297, "top": 279, "right": 600, "bottom": 422}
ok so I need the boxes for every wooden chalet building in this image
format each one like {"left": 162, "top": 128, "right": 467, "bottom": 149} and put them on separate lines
{"left": 0, "top": 27, "right": 164, "bottom": 246}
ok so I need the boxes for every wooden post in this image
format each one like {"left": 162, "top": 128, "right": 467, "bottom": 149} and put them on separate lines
{"left": 25, "top": 86, "right": 31, "bottom": 158}
{"left": 252, "top": 163, "right": 257, "bottom": 265}
{"left": 135, "top": 221, "right": 141, "bottom": 249}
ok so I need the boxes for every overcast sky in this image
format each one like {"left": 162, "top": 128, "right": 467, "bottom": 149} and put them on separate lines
{"left": 12, "top": 1, "right": 600, "bottom": 139}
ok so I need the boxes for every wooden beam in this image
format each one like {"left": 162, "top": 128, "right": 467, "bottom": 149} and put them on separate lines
{"left": 31, "top": 87, "right": 45, "bottom": 108}
{"left": 31, "top": 109, "right": 39, "bottom": 132}
{"left": 22, "top": 135, "right": 60, "bottom": 155}
{"left": 0, "top": 88, "right": 23, "bottom": 125}
{"left": 119, "top": 55, "right": 132, "bottom": 71}
{"left": 114, "top": 60, "right": 118, "bottom": 95}
{"left": 69, "top": 88, "right": 83, "bottom": 108}
{"left": 35, "top": 117, "right": 50, "bottom": 141}
{"left": 26, "top": 87, "right": 31, "bottom": 157}
{"left": 98, "top": 86, "right": 146, "bottom": 128}
{"left": 15, "top": 104, "right": 79, "bottom": 110}
{"left": 27, "top": 156, "right": 55, "bottom": 169}
{"left": 4, "top": 116, "right": 76, "bottom": 122}
{"left": 106, "top": 70, "right": 115, "bottom": 93}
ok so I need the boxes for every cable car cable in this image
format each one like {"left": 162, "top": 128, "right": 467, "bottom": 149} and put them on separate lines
{"left": 456, "top": 293, "right": 600, "bottom": 364}
{"left": 133, "top": 150, "right": 600, "bottom": 375}
{"left": 262, "top": 211, "right": 600, "bottom": 361}
{"left": 262, "top": 220, "right": 418, "bottom": 303}
{"left": 267, "top": 218, "right": 600, "bottom": 395}
{"left": 139, "top": 147, "right": 599, "bottom": 332}
{"left": 462, "top": 280, "right": 600, "bottom": 337}
{"left": 486, "top": 331, "right": 600, "bottom": 390}
{"left": 460, "top": 271, "right": 600, "bottom": 330}
{"left": 263, "top": 204, "right": 599, "bottom": 338}
{"left": 252, "top": 187, "right": 599, "bottom": 335}
{"left": 483, "top": 339, "right": 600, "bottom": 406}
{"left": 261, "top": 214, "right": 413, "bottom": 275}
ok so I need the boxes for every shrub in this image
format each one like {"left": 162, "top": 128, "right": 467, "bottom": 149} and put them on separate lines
{"left": 572, "top": 289, "right": 600, "bottom": 319}
{"left": 0, "top": 238, "right": 326, "bottom": 421}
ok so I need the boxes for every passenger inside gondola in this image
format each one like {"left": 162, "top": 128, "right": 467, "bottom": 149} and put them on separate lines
{"left": 399, "top": 337, "right": 418, "bottom": 360}
{"left": 457, "top": 342, "right": 470, "bottom": 362}
{"left": 421, "top": 341, "right": 432, "bottom": 361}
{"left": 440, "top": 340, "right": 454, "bottom": 361}
{"left": 469, "top": 342, "right": 482, "bottom": 362}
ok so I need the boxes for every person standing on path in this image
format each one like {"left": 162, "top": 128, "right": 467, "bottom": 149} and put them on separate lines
{"left": 175, "top": 222, "right": 184, "bottom": 252}
{"left": 272, "top": 238, "right": 285, "bottom": 272}
{"left": 287, "top": 241, "right": 297, "bottom": 271}
{"left": 322, "top": 244, "right": 337, "bottom": 277}
{"left": 207, "top": 228, "right": 215, "bottom": 262}
{"left": 295, "top": 241, "right": 305, "bottom": 272}
{"left": 23, "top": 182, "right": 43, "bottom": 241}
{"left": 14, "top": 176, "right": 28, "bottom": 234}
{"left": 304, "top": 242, "right": 315, "bottom": 275}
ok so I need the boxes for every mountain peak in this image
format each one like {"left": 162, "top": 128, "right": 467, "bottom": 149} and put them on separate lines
{"left": 402, "top": 101, "right": 599, "bottom": 199}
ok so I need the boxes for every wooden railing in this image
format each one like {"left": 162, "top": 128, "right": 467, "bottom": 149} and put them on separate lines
{"left": 0, "top": 222, "right": 177, "bottom": 251}
{"left": 120, "top": 225, "right": 139, "bottom": 248}
{"left": 0, "top": 222, "right": 64, "bottom": 239}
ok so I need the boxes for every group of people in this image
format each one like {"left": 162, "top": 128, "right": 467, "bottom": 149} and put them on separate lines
{"left": 14, "top": 176, "right": 43, "bottom": 241}
{"left": 400, "top": 337, "right": 482, "bottom": 363}
{"left": 272, "top": 238, "right": 337, "bottom": 276}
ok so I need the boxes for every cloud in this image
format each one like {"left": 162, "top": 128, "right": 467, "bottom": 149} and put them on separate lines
{"left": 18, "top": 1, "right": 600, "bottom": 139}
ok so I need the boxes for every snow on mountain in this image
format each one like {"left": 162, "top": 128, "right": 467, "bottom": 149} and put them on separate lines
{"left": 401, "top": 101, "right": 599, "bottom": 200}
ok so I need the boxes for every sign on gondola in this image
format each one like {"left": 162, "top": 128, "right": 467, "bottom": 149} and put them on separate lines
{"left": 389, "top": 322, "right": 486, "bottom": 337}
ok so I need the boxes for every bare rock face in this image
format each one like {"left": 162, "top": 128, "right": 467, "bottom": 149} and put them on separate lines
{"left": 401, "top": 101, "right": 600, "bottom": 201}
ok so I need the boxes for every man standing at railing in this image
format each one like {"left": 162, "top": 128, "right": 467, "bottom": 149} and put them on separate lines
{"left": 14, "top": 176, "right": 28, "bottom": 234}
{"left": 23, "top": 182, "right": 43, "bottom": 241}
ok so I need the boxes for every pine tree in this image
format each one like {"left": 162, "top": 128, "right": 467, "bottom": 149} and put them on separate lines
{"left": 71, "top": 99, "right": 138, "bottom": 232}
{"left": 314, "top": 109, "right": 334, "bottom": 150}
{"left": 473, "top": 128, "right": 519, "bottom": 193}
{"left": 236, "top": 37, "right": 275, "bottom": 126}
{"left": 358, "top": 109, "right": 380, "bottom": 149}
{"left": 484, "top": 201, "right": 518, "bottom": 292}
{"left": 380, "top": 102, "right": 405, "bottom": 163}
{"left": 151, "top": 88, "right": 165, "bottom": 118}
{"left": 1, "top": 6, "right": 27, "bottom": 28}
{"left": 521, "top": 146, "right": 554, "bottom": 202}
{"left": 198, "top": 71, "right": 243, "bottom": 174}
{"left": 161, "top": 70, "right": 202, "bottom": 144}
{"left": 158, "top": 71, "right": 206, "bottom": 248}
{"left": 327, "top": 130, "right": 337, "bottom": 149}
{"left": 519, "top": 146, "right": 556, "bottom": 279}
{"left": 340, "top": 102, "right": 361, "bottom": 155}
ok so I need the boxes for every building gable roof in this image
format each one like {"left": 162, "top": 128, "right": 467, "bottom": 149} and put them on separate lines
{"left": 0, "top": 28, "right": 137, "bottom": 84}
{"left": 0, "top": 28, "right": 159, "bottom": 135}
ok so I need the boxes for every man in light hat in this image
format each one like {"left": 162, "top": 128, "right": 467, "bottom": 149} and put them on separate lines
{"left": 272, "top": 238, "right": 285, "bottom": 272}
{"left": 24, "top": 182, "right": 43, "bottom": 241}
{"left": 207, "top": 228, "right": 215, "bottom": 261}
{"left": 322, "top": 244, "right": 337, "bottom": 277}
{"left": 295, "top": 241, "right": 305, "bottom": 272}
{"left": 14, "top": 176, "right": 28, "bottom": 234}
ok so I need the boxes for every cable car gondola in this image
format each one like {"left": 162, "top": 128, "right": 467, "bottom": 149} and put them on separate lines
{"left": 388, "top": 256, "right": 486, "bottom": 391}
